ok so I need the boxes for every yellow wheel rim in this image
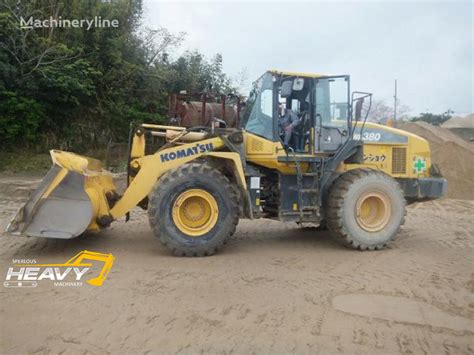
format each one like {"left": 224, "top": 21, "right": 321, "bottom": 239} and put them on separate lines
{"left": 355, "top": 191, "right": 391, "bottom": 232}
{"left": 172, "top": 189, "right": 219, "bottom": 237}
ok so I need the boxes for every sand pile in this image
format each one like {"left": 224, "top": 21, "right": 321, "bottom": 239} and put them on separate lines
{"left": 441, "top": 114, "right": 474, "bottom": 142}
{"left": 442, "top": 114, "right": 474, "bottom": 128}
{"left": 398, "top": 121, "right": 474, "bottom": 200}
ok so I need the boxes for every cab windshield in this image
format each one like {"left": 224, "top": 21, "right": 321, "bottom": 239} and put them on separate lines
{"left": 241, "top": 72, "right": 274, "bottom": 140}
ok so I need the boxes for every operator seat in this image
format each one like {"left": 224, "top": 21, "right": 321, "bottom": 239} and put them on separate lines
{"left": 294, "top": 102, "right": 311, "bottom": 152}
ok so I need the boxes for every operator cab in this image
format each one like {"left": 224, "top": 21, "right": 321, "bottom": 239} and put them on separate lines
{"left": 241, "top": 70, "right": 353, "bottom": 154}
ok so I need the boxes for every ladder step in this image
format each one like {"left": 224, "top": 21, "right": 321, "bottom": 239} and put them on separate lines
{"left": 289, "top": 187, "right": 319, "bottom": 193}
{"left": 299, "top": 189, "right": 319, "bottom": 193}
{"left": 281, "top": 211, "right": 314, "bottom": 216}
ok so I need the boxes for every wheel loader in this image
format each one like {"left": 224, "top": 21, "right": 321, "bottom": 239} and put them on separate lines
{"left": 5, "top": 70, "right": 447, "bottom": 256}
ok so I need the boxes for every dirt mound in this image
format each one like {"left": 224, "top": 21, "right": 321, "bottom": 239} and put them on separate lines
{"left": 398, "top": 122, "right": 474, "bottom": 199}
{"left": 442, "top": 114, "right": 474, "bottom": 128}
{"left": 441, "top": 114, "right": 474, "bottom": 142}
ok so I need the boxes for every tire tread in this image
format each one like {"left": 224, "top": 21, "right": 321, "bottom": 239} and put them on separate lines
{"left": 148, "top": 162, "right": 239, "bottom": 257}
{"left": 326, "top": 168, "right": 406, "bottom": 250}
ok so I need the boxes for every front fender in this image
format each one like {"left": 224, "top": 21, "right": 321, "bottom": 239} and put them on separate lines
{"left": 109, "top": 137, "right": 226, "bottom": 219}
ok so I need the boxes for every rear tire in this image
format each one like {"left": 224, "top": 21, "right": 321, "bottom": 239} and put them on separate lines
{"left": 326, "top": 169, "right": 406, "bottom": 250}
{"left": 148, "top": 162, "right": 239, "bottom": 256}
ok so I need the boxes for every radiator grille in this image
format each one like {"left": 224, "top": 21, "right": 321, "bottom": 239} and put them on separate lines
{"left": 392, "top": 147, "right": 407, "bottom": 174}
{"left": 251, "top": 139, "right": 264, "bottom": 152}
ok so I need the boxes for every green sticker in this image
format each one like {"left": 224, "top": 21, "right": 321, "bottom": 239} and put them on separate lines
{"left": 413, "top": 158, "right": 426, "bottom": 173}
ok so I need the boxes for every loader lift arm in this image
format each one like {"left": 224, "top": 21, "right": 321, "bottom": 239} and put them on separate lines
{"left": 111, "top": 124, "right": 247, "bottom": 220}
{"left": 110, "top": 136, "right": 227, "bottom": 219}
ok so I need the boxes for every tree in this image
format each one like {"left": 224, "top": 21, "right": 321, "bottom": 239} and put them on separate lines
{"left": 167, "top": 50, "right": 236, "bottom": 95}
{"left": 365, "top": 99, "right": 411, "bottom": 124}
{"left": 0, "top": 0, "right": 238, "bottom": 151}
{"left": 232, "top": 67, "right": 249, "bottom": 96}
{"left": 366, "top": 100, "right": 392, "bottom": 123}
{"left": 411, "top": 109, "right": 454, "bottom": 126}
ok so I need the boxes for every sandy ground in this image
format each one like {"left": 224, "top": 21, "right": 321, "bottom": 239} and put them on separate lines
{"left": 0, "top": 176, "right": 473, "bottom": 354}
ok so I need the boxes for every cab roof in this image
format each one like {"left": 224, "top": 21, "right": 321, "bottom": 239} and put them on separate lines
{"left": 268, "top": 69, "right": 326, "bottom": 78}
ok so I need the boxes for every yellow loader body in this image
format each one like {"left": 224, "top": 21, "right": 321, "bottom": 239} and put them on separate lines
{"left": 6, "top": 122, "right": 444, "bottom": 240}
{"left": 4, "top": 69, "right": 447, "bottom": 254}
{"left": 244, "top": 122, "right": 433, "bottom": 178}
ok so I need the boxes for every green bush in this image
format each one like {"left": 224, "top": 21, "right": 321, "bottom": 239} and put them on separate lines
{"left": 0, "top": 92, "right": 45, "bottom": 147}
{"left": 0, "top": 0, "right": 237, "bottom": 153}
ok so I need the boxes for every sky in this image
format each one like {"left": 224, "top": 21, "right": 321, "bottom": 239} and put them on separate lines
{"left": 143, "top": 1, "right": 473, "bottom": 116}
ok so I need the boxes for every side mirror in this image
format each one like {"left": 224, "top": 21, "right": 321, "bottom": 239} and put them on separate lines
{"left": 355, "top": 97, "right": 364, "bottom": 122}
{"left": 351, "top": 91, "right": 372, "bottom": 128}
{"left": 211, "top": 117, "right": 227, "bottom": 132}
{"left": 292, "top": 78, "right": 304, "bottom": 91}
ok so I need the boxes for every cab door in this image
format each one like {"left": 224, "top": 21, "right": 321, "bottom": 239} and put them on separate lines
{"left": 314, "top": 76, "right": 350, "bottom": 152}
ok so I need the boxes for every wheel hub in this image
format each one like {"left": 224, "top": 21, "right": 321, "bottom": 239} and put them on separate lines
{"left": 172, "top": 189, "right": 219, "bottom": 237}
{"left": 355, "top": 191, "right": 391, "bottom": 232}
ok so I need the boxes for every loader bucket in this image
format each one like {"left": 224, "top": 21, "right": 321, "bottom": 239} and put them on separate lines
{"left": 5, "top": 150, "right": 116, "bottom": 239}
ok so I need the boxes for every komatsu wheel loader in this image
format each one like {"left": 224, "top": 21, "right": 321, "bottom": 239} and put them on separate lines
{"left": 6, "top": 70, "right": 447, "bottom": 256}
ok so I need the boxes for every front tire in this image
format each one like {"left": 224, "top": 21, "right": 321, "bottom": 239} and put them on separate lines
{"left": 148, "top": 162, "right": 239, "bottom": 256}
{"left": 326, "top": 169, "right": 406, "bottom": 250}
